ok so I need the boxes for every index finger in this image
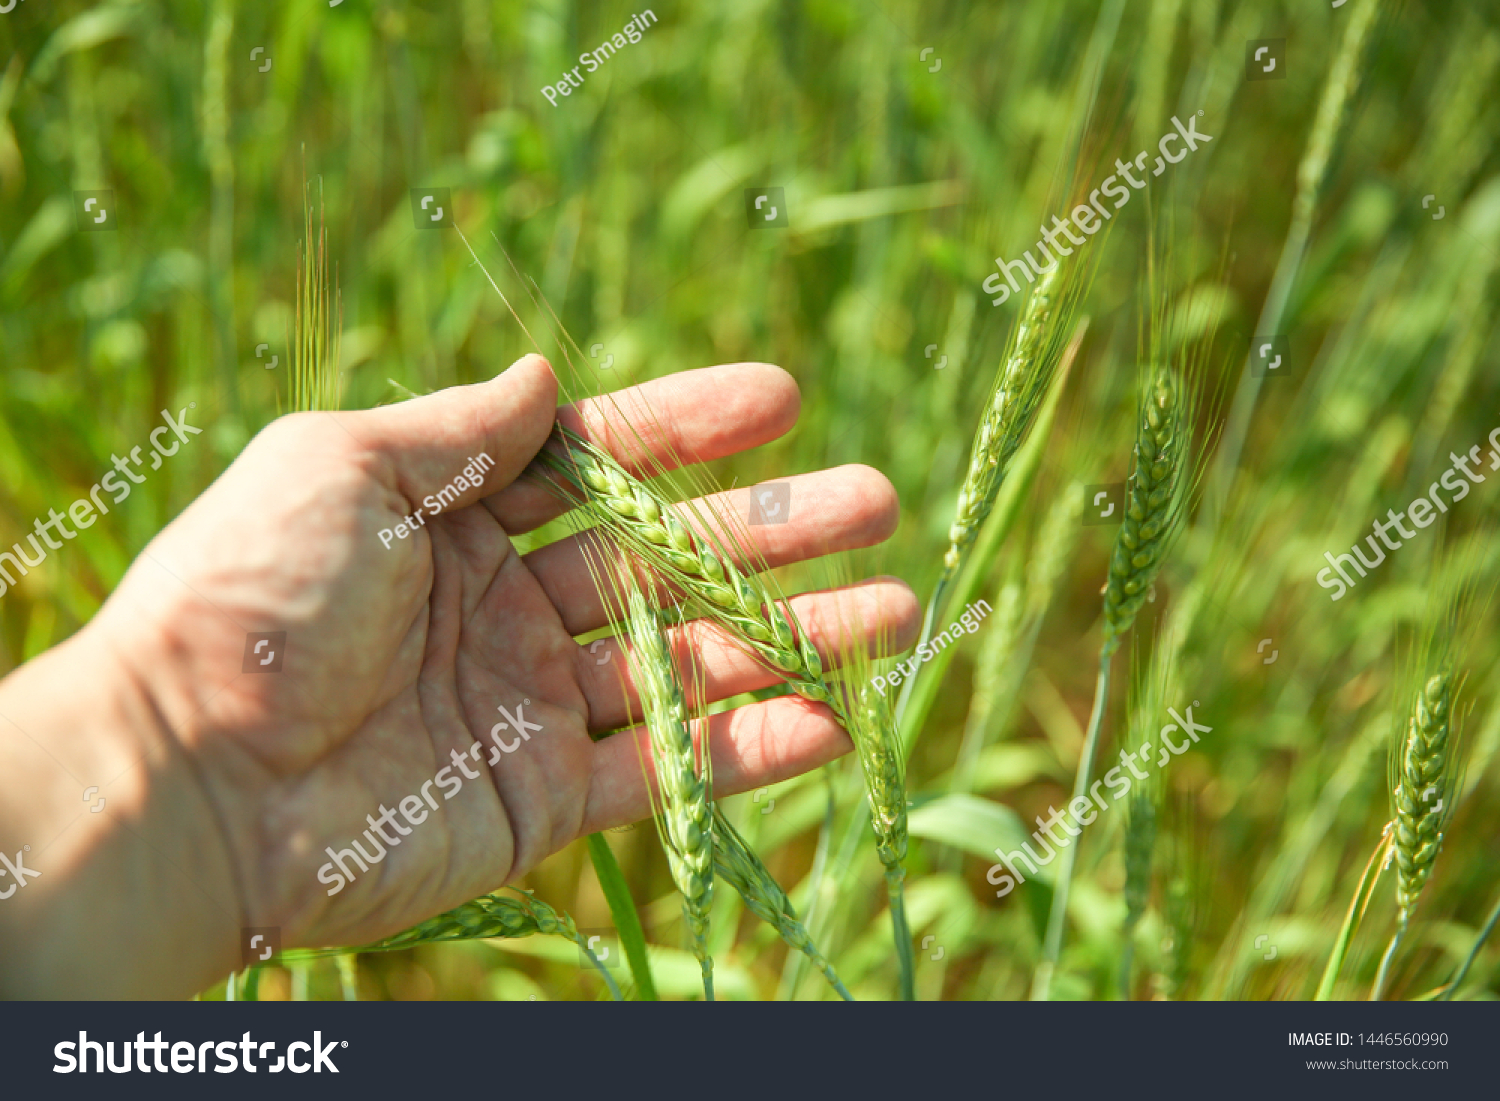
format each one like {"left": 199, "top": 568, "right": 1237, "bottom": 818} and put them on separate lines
{"left": 485, "top": 362, "right": 801, "bottom": 535}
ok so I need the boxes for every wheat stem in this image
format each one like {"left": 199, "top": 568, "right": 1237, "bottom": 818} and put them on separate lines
{"left": 1032, "top": 649, "right": 1111, "bottom": 1000}
{"left": 887, "top": 872, "right": 916, "bottom": 1001}
{"left": 1118, "top": 790, "right": 1156, "bottom": 1000}
{"left": 1439, "top": 892, "right": 1500, "bottom": 1000}
{"left": 1371, "top": 923, "right": 1406, "bottom": 1001}
{"left": 1205, "top": 0, "right": 1382, "bottom": 520}
{"left": 1315, "top": 828, "right": 1392, "bottom": 1000}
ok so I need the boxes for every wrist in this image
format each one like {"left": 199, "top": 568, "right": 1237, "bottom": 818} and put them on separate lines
{"left": 0, "top": 618, "right": 240, "bottom": 998}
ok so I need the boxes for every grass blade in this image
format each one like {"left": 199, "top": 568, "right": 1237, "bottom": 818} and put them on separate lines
{"left": 587, "top": 832, "right": 659, "bottom": 1000}
{"left": 1315, "top": 830, "right": 1393, "bottom": 1000}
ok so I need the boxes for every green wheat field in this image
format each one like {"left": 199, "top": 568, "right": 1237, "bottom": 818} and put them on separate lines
{"left": 3, "top": 0, "right": 1500, "bottom": 1001}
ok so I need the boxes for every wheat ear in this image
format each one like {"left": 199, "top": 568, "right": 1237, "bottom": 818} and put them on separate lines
{"left": 538, "top": 430, "right": 842, "bottom": 723}
{"left": 942, "top": 261, "right": 1067, "bottom": 575}
{"left": 847, "top": 681, "right": 915, "bottom": 997}
{"left": 282, "top": 890, "right": 623, "bottom": 1000}
{"left": 897, "top": 263, "right": 1072, "bottom": 729}
{"left": 1373, "top": 670, "right": 1457, "bottom": 999}
{"left": 1102, "top": 367, "right": 1185, "bottom": 654}
{"left": 711, "top": 806, "right": 854, "bottom": 1001}
{"left": 621, "top": 588, "right": 716, "bottom": 1001}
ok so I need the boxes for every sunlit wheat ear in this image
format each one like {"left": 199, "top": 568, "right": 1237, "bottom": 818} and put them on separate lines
{"left": 850, "top": 682, "right": 908, "bottom": 884}
{"left": 1372, "top": 666, "right": 1461, "bottom": 1001}
{"left": 942, "top": 261, "right": 1075, "bottom": 577}
{"left": 1391, "top": 671, "right": 1457, "bottom": 923}
{"left": 710, "top": 806, "right": 853, "bottom": 1001}
{"left": 289, "top": 177, "right": 343, "bottom": 415}
{"left": 618, "top": 585, "right": 716, "bottom": 1001}
{"left": 535, "top": 429, "right": 843, "bottom": 724}
{"left": 1101, "top": 367, "right": 1186, "bottom": 655}
{"left": 825, "top": 589, "right": 916, "bottom": 1000}
{"left": 1371, "top": 551, "right": 1492, "bottom": 1000}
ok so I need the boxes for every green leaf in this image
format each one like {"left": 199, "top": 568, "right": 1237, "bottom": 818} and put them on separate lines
{"left": 907, "top": 793, "right": 1048, "bottom": 881}
{"left": 587, "top": 833, "right": 658, "bottom": 1000}
{"left": 1315, "top": 832, "right": 1392, "bottom": 1000}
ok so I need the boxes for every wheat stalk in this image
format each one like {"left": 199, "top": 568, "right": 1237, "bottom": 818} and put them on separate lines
{"left": 620, "top": 587, "right": 716, "bottom": 1001}
{"left": 1119, "top": 791, "right": 1156, "bottom": 999}
{"left": 952, "top": 481, "right": 1085, "bottom": 798}
{"left": 1116, "top": 623, "right": 1175, "bottom": 999}
{"left": 1036, "top": 363, "right": 1193, "bottom": 1000}
{"left": 711, "top": 806, "right": 853, "bottom": 1001}
{"left": 1205, "top": 0, "right": 1383, "bottom": 516}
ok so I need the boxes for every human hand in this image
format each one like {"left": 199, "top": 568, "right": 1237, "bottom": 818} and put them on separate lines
{"left": 0, "top": 355, "right": 914, "bottom": 998}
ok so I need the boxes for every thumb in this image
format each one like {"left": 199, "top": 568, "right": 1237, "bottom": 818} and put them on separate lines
{"left": 351, "top": 354, "right": 558, "bottom": 508}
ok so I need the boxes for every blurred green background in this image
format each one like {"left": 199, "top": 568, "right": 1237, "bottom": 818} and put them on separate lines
{"left": 3, "top": 0, "right": 1500, "bottom": 1000}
